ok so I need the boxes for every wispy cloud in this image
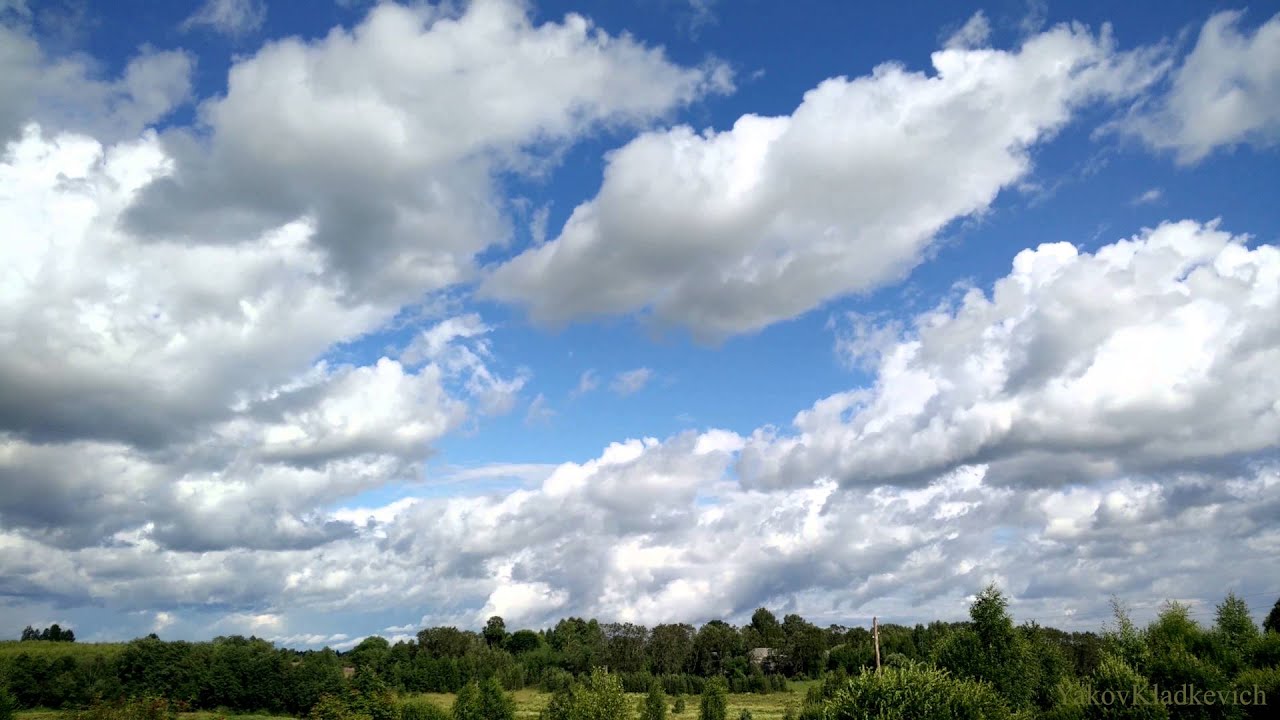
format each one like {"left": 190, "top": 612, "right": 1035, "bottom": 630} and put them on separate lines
{"left": 524, "top": 393, "right": 556, "bottom": 426}
{"left": 181, "top": 0, "right": 265, "bottom": 37}
{"left": 611, "top": 367, "right": 654, "bottom": 396}
{"left": 1132, "top": 187, "right": 1163, "bottom": 205}
{"left": 571, "top": 369, "right": 599, "bottom": 398}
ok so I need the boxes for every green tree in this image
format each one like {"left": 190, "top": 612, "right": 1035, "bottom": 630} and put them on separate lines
{"left": 507, "top": 629, "right": 543, "bottom": 655}
{"left": 1213, "top": 592, "right": 1259, "bottom": 676}
{"left": 749, "top": 609, "right": 783, "bottom": 649}
{"left": 1262, "top": 596, "right": 1280, "bottom": 635}
{"left": 483, "top": 617, "right": 508, "bottom": 649}
{"left": 1086, "top": 654, "right": 1168, "bottom": 720}
{"left": 699, "top": 677, "right": 728, "bottom": 720}
{"left": 641, "top": 681, "right": 668, "bottom": 720}
{"left": 478, "top": 676, "right": 515, "bottom": 720}
{"left": 451, "top": 681, "right": 482, "bottom": 720}
{"left": 649, "top": 624, "right": 695, "bottom": 675}
{"left": 780, "top": 614, "right": 826, "bottom": 678}
{"left": 933, "top": 584, "right": 1036, "bottom": 709}
{"left": 692, "top": 622, "right": 741, "bottom": 677}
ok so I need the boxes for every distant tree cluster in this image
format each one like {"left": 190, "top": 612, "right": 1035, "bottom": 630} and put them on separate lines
{"left": 1, "top": 592, "right": 1278, "bottom": 720}
{"left": 19, "top": 625, "right": 75, "bottom": 643}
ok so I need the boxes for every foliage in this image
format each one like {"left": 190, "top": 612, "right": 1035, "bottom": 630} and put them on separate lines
{"left": 449, "top": 682, "right": 481, "bottom": 720}
{"left": 309, "top": 694, "right": 371, "bottom": 720}
{"left": 641, "top": 682, "right": 667, "bottom": 720}
{"left": 539, "top": 668, "right": 629, "bottom": 720}
{"left": 398, "top": 698, "right": 449, "bottom": 720}
{"left": 672, "top": 695, "right": 686, "bottom": 715}
{"left": 1085, "top": 654, "right": 1169, "bottom": 720}
{"left": 1232, "top": 666, "right": 1280, "bottom": 720}
{"left": 932, "top": 585, "right": 1036, "bottom": 709}
{"left": 699, "top": 677, "right": 728, "bottom": 720}
{"left": 1263, "top": 597, "right": 1280, "bottom": 636}
{"left": 799, "top": 662, "right": 1013, "bottom": 720}
{"left": 0, "top": 684, "right": 15, "bottom": 720}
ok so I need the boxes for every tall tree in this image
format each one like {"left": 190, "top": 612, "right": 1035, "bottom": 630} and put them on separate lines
{"left": 749, "top": 610, "right": 783, "bottom": 648}
{"left": 1264, "top": 596, "right": 1280, "bottom": 635}
{"left": 648, "top": 624, "right": 695, "bottom": 675}
{"left": 483, "top": 616, "right": 508, "bottom": 649}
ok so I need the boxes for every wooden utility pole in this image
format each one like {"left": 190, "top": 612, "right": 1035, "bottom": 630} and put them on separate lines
{"left": 872, "top": 616, "right": 881, "bottom": 674}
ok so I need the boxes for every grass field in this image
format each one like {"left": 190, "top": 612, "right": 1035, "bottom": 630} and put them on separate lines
{"left": 14, "top": 682, "right": 818, "bottom": 720}
{"left": 15, "top": 714, "right": 296, "bottom": 720}
{"left": 405, "top": 681, "right": 816, "bottom": 720}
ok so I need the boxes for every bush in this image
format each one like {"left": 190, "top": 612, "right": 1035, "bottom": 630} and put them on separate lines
{"left": 1087, "top": 654, "right": 1169, "bottom": 720}
{"left": 478, "top": 676, "right": 515, "bottom": 720}
{"left": 1233, "top": 666, "right": 1280, "bottom": 720}
{"left": 0, "top": 686, "right": 15, "bottom": 720}
{"left": 699, "top": 677, "right": 728, "bottom": 720}
{"left": 673, "top": 695, "right": 686, "bottom": 714}
{"left": 800, "top": 663, "right": 1014, "bottom": 720}
{"left": 539, "top": 669, "right": 629, "bottom": 720}
{"left": 641, "top": 682, "right": 667, "bottom": 720}
{"left": 310, "top": 694, "right": 372, "bottom": 720}
{"left": 398, "top": 699, "right": 449, "bottom": 720}
{"left": 737, "top": 711, "right": 753, "bottom": 720}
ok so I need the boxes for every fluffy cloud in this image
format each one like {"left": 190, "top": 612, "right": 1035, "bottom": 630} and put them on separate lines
{"left": 1124, "top": 11, "right": 1280, "bottom": 163}
{"left": 738, "top": 220, "right": 1280, "bottom": 490}
{"left": 483, "top": 21, "right": 1165, "bottom": 340}
{"left": 0, "top": 23, "right": 191, "bottom": 144}
{"left": 0, "top": 127, "right": 521, "bottom": 552}
{"left": 125, "top": 0, "right": 729, "bottom": 305}
{"left": 3, "top": 428, "right": 1276, "bottom": 636}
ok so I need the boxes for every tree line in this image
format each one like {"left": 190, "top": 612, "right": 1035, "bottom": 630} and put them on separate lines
{"left": 2, "top": 591, "right": 1279, "bottom": 720}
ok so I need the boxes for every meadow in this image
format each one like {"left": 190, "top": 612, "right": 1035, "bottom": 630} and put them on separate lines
{"left": 11, "top": 684, "right": 818, "bottom": 720}
{"left": 402, "top": 683, "right": 815, "bottom": 720}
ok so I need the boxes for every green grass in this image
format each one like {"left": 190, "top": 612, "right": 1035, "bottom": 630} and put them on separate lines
{"left": 0, "top": 642, "right": 127, "bottom": 661}
{"left": 401, "top": 681, "right": 815, "bottom": 720}
{"left": 14, "top": 713, "right": 294, "bottom": 720}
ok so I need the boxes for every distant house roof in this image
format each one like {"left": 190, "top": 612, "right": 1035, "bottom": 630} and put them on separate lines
{"left": 748, "top": 647, "right": 776, "bottom": 663}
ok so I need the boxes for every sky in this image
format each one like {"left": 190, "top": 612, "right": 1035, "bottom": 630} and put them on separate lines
{"left": 1, "top": 0, "right": 1279, "bottom": 649}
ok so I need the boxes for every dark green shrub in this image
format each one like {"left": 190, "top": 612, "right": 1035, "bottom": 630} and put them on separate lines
{"left": 399, "top": 699, "right": 449, "bottom": 720}
{"left": 1087, "top": 654, "right": 1169, "bottom": 720}
{"left": 673, "top": 695, "right": 686, "bottom": 714}
{"left": 1233, "top": 667, "right": 1279, "bottom": 720}
{"left": 0, "top": 686, "right": 15, "bottom": 720}
{"left": 642, "top": 681, "right": 667, "bottom": 720}
{"left": 699, "top": 677, "right": 727, "bottom": 720}
{"left": 800, "top": 663, "right": 1013, "bottom": 720}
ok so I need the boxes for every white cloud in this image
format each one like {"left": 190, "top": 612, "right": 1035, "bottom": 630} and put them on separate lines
{"left": 483, "top": 21, "right": 1166, "bottom": 340}
{"left": 945, "top": 11, "right": 991, "bottom": 50}
{"left": 738, "top": 220, "right": 1280, "bottom": 491}
{"left": 1132, "top": 187, "right": 1163, "bottom": 204}
{"left": 126, "top": 0, "right": 730, "bottom": 306}
{"left": 1124, "top": 11, "right": 1280, "bottom": 163}
{"left": 181, "top": 0, "right": 266, "bottom": 37}
{"left": 525, "top": 393, "right": 556, "bottom": 426}
{"left": 0, "top": 26, "right": 191, "bottom": 144}
{"left": 572, "top": 369, "right": 600, "bottom": 397}
{"left": 611, "top": 367, "right": 654, "bottom": 396}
